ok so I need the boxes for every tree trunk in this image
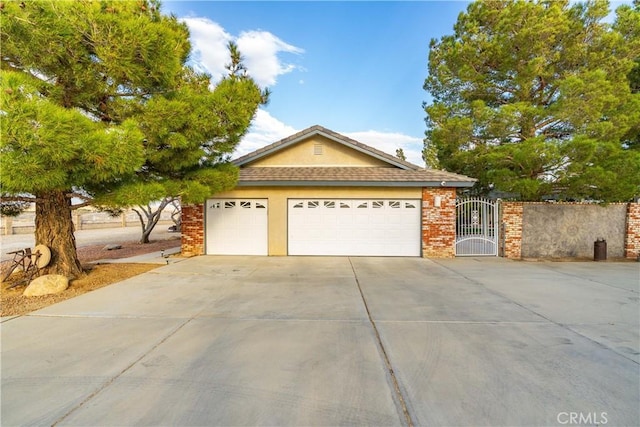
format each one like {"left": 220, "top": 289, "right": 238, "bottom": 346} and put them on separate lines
{"left": 133, "top": 197, "right": 172, "bottom": 244}
{"left": 35, "top": 190, "right": 83, "bottom": 278}
{"left": 140, "top": 228, "right": 152, "bottom": 244}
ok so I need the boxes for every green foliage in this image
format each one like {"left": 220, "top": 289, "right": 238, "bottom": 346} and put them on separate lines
{"left": 0, "top": 70, "right": 145, "bottom": 195}
{"left": 424, "top": 0, "right": 640, "bottom": 201}
{"left": 1, "top": 0, "right": 264, "bottom": 207}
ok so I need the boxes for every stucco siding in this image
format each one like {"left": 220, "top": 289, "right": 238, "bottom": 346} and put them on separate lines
{"left": 249, "top": 135, "right": 391, "bottom": 168}
{"left": 211, "top": 186, "right": 422, "bottom": 255}
{"left": 521, "top": 204, "right": 627, "bottom": 258}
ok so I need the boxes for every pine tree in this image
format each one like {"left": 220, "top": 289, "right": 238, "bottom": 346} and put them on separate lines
{"left": 1, "top": 1, "right": 263, "bottom": 275}
{"left": 424, "top": 0, "right": 640, "bottom": 201}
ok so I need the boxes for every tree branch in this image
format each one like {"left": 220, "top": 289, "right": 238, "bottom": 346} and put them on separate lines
{"left": 70, "top": 200, "right": 94, "bottom": 210}
{"left": 131, "top": 207, "right": 147, "bottom": 229}
{"left": 535, "top": 117, "right": 561, "bottom": 131}
{"left": 66, "top": 192, "right": 93, "bottom": 202}
{"left": 0, "top": 195, "right": 38, "bottom": 203}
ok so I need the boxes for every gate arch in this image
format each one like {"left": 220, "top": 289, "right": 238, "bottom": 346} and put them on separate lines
{"left": 455, "top": 198, "right": 499, "bottom": 256}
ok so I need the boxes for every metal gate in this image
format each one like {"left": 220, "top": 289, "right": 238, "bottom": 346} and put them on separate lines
{"left": 455, "top": 198, "right": 499, "bottom": 256}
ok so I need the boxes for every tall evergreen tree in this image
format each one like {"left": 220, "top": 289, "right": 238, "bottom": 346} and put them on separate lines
{"left": 616, "top": 0, "right": 640, "bottom": 151}
{"left": 1, "top": 1, "right": 264, "bottom": 276}
{"left": 424, "top": 0, "right": 640, "bottom": 201}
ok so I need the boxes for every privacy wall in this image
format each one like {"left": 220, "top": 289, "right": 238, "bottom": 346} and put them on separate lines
{"left": 501, "top": 202, "right": 639, "bottom": 260}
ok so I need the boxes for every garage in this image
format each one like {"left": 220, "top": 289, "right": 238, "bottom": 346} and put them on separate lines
{"left": 183, "top": 126, "right": 476, "bottom": 258}
{"left": 206, "top": 199, "right": 268, "bottom": 255}
{"left": 288, "top": 199, "right": 421, "bottom": 256}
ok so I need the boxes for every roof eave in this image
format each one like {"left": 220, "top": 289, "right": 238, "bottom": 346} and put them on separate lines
{"left": 233, "top": 126, "right": 421, "bottom": 170}
{"left": 236, "top": 180, "right": 476, "bottom": 188}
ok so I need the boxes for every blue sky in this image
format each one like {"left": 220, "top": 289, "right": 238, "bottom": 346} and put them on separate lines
{"left": 162, "top": 1, "right": 630, "bottom": 166}
{"left": 162, "top": 0, "right": 472, "bottom": 165}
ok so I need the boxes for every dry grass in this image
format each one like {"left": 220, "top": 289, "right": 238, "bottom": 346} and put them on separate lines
{"left": 1, "top": 237, "right": 181, "bottom": 317}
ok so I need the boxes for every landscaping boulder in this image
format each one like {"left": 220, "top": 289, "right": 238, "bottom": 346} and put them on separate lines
{"left": 103, "top": 244, "right": 122, "bottom": 251}
{"left": 23, "top": 275, "right": 69, "bottom": 297}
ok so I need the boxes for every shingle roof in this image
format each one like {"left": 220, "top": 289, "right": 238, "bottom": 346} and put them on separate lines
{"left": 233, "top": 125, "right": 476, "bottom": 187}
{"left": 239, "top": 167, "right": 476, "bottom": 187}
{"left": 234, "top": 125, "right": 423, "bottom": 170}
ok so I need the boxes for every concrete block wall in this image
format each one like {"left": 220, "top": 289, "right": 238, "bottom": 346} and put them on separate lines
{"left": 181, "top": 204, "right": 204, "bottom": 257}
{"left": 625, "top": 203, "right": 640, "bottom": 260}
{"left": 421, "top": 188, "right": 456, "bottom": 258}
{"left": 502, "top": 202, "right": 640, "bottom": 260}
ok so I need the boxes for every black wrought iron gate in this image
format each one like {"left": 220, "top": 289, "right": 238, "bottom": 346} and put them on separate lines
{"left": 455, "top": 198, "right": 499, "bottom": 256}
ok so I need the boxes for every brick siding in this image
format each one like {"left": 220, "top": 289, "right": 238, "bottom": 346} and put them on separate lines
{"left": 181, "top": 203, "right": 204, "bottom": 256}
{"left": 184, "top": 190, "right": 460, "bottom": 258}
{"left": 501, "top": 202, "right": 523, "bottom": 259}
{"left": 625, "top": 203, "right": 640, "bottom": 260}
{"left": 421, "top": 188, "right": 456, "bottom": 258}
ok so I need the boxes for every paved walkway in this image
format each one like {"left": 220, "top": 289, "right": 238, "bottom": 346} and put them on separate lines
{"left": 1, "top": 257, "right": 638, "bottom": 426}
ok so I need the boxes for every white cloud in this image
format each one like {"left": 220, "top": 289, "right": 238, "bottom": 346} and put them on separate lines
{"left": 234, "top": 113, "right": 425, "bottom": 167}
{"left": 342, "top": 130, "right": 425, "bottom": 167}
{"left": 180, "top": 17, "right": 232, "bottom": 82}
{"left": 236, "top": 31, "right": 304, "bottom": 87}
{"left": 181, "top": 18, "right": 303, "bottom": 87}
{"left": 234, "top": 109, "right": 298, "bottom": 157}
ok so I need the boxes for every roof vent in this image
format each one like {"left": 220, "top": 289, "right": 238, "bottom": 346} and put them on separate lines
{"left": 313, "top": 143, "right": 323, "bottom": 155}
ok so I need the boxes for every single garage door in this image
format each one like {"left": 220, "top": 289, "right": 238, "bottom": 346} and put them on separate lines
{"left": 288, "top": 199, "right": 421, "bottom": 256}
{"left": 206, "top": 199, "right": 268, "bottom": 255}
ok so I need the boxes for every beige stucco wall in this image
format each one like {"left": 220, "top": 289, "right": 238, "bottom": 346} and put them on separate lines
{"left": 209, "top": 186, "right": 422, "bottom": 255}
{"left": 250, "top": 135, "right": 391, "bottom": 167}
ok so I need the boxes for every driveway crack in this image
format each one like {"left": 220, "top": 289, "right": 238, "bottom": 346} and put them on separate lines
{"left": 50, "top": 316, "right": 195, "bottom": 426}
{"left": 348, "top": 258, "right": 414, "bottom": 427}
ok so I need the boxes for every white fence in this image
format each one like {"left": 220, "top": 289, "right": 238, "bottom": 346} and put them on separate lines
{"left": 1, "top": 207, "right": 176, "bottom": 235}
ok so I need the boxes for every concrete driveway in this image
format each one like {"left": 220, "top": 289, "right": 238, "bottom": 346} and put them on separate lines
{"left": 1, "top": 257, "right": 638, "bottom": 426}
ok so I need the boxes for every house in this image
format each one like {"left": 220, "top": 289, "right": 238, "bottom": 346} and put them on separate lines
{"left": 181, "top": 125, "right": 476, "bottom": 257}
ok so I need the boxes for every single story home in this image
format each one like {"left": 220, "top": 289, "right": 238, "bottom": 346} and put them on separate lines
{"left": 182, "top": 125, "right": 475, "bottom": 258}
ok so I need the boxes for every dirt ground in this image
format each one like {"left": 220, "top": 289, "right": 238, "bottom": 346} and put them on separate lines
{"left": 1, "top": 237, "right": 181, "bottom": 317}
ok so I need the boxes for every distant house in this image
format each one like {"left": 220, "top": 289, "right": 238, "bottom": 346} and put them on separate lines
{"left": 181, "top": 125, "right": 475, "bottom": 257}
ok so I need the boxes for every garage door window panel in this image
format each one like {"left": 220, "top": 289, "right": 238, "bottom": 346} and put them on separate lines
{"left": 206, "top": 198, "right": 268, "bottom": 255}
{"left": 288, "top": 199, "right": 420, "bottom": 256}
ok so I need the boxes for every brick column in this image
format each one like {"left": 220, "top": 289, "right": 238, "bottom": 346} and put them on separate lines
{"left": 501, "top": 202, "right": 523, "bottom": 259}
{"left": 421, "top": 188, "right": 456, "bottom": 258}
{"left": 625, "top": 203, "right": 640, "bottom": 260}
{"left": 181, "top": 203, "right": 205, "bottom": 256}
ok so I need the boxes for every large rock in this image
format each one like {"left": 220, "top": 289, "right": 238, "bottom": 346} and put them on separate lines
{"left": 23, "top": 275, "right": 69, "bottom": 297}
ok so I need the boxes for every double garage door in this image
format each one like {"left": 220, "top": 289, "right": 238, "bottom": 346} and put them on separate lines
{"left": 206, "top": 198, "right": 421, "bottom": 256}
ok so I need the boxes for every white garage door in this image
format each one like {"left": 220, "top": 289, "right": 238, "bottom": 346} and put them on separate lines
{"left": 206, "top": 199, "right": 268, "bottom": 255}
{"left": 288, "top": 199, "right": 421, "bottom": 256}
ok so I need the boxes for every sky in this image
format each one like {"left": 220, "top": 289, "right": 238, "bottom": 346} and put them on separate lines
{"left": 161, "top": 0, "right": 473, "bottom": 166}
{"left": 162, "top": 1, "right": 630, "bottom": 166}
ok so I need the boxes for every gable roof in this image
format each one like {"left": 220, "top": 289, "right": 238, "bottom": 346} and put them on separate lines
{"left": 233, "top": 125, "right": 476, "bottom": 188}
{"left": 234, "top": 125, "right": 422, "bottom": 170}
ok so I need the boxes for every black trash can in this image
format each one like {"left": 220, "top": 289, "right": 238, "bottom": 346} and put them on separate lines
{"left": 594, "top": 239, "right": 607, "bottom": 261}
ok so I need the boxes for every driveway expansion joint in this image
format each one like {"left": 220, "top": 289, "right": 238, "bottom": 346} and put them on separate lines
{"left": 348, "top": 257, "right": 415, "bottom": 427}
{"left": 50, "top": 315, "right": 197, "bottom": 426}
